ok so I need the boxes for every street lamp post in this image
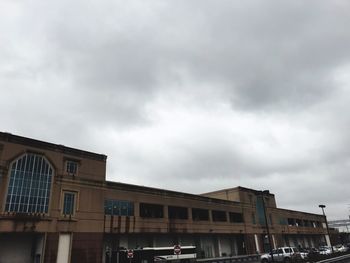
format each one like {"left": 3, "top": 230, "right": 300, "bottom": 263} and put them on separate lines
{"left": 319, "top": 204, "right": 334, "bottom": 254}
{"left": 261, "top": 190, "right": 274, "bottom": 262}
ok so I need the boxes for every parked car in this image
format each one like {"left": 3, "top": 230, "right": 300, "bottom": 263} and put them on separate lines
{"left": 306, "top": 247, "right": 319, "bottom": 256}
{"left": 261, "top": 247, "right": 300, "bottom": 263}
{"left": 305, "top": 248, "right": 322, "bottom": 262}
{"left": 297, "top": 248, "right": 309, "bottom": 260}
{"left": 333, "top": 245, "right": 349, "bottom": 253}
{"left": 318, "top": 246, "right": 332, "bottom": 255}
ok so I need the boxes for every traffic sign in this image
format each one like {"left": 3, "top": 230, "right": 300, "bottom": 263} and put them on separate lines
{"left": 127, "top": 249, "right": 134, "bottom": 258}
{"left": 174, "top": 244, "right": 181, "bottom": 255}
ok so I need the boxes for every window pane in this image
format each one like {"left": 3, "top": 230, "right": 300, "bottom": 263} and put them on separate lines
{"left": 229, "top": 212, "right": 244, "bottom": 223}
{"left": 140, "top": 203, "right": 164, "bottom": 218}
{"left": 128, "top": 203, "right": 134, "bottom": 216}
{"left": 104, "top": 199, "right": 134, "bottom": 216}
{"left": 192, "top": 208, "right": 209, "bottom": 221}
{"left": 63, "top": 192, "right": 75, "bottom": 215}
{"left": 104, "top": 200, "right": 113, "bottom": 215}
{"left": 66, "top": 161, "right": 78, "bottom": 174}
{"left": 120, "top": 201, "right": 128, "bottom": 216}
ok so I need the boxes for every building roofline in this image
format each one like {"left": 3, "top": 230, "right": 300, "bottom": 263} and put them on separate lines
{"left": 0, "top": 132, "right": 107, "bottom": 162}
{"left": 201, "top": 186, "right": 275, "bottom": 197}
{"left": 273, "top": 207, "right": 323, "bottom": 218}
{"left": 105, "top": 180, "right": 241, "bottom": 206}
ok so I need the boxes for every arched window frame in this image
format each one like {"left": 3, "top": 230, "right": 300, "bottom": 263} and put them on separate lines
{"left": 4, "top": 152, "right": 54, "bottom": 214}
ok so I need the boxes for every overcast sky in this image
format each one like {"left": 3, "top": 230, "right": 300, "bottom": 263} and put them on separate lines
{"left": 1, "top": 0, "right": 350, "bottom": 220}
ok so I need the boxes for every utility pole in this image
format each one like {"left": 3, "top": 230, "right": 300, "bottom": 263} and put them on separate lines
{"left": 319, "top": 205, "right": 334, "bottom": 254}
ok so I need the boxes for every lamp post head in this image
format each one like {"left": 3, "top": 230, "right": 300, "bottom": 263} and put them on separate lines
{"left": 319, "top": 204, "right": 326, "bottom": 208}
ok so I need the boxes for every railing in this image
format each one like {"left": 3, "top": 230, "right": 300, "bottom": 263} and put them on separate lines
{"left": 316, "top": 253, "right": 350, "bottom": 263}
{"left": 196, "top": 250, "right": 350, "bottom": 263}
{"left": 0, "top": 212, "right": 46, "bottom": 220}
{"left": 197, "top": 254, "right": 261, "bottom": 263}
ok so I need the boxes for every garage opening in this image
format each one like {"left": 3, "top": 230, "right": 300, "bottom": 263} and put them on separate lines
{"left": 0, "top": 233, "right": 45, "bottom": 263}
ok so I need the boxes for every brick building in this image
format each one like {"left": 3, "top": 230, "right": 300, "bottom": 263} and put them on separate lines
{"left": 0, "top": 132, "right": 328, "bottom": 263}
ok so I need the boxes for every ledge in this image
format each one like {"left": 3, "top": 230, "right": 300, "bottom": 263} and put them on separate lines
{"left": 0, "top": 212, "right": 52, "bottom": 221}
{"left": 58, "top": 217, "right": 78, "bottom": 222}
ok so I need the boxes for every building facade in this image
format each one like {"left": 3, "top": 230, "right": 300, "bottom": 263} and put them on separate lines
{"left": 328, "top": 219, "right": 350, "bottom": 245}
{"left": 0, "top": 132, "right": 328, "bottom": 263}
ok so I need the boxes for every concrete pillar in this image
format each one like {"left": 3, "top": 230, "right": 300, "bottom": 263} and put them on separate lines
{"left": 208, "top": 210, "right": 213, "bottom": 222}
{"left": 254, "top": 234, "right": 260, "bottom": 253}
{"left": 272, "top": 235, "right": 276, "bottom": 249}
{"left": 134, "top": 202, "right": 140, "bottom": 217}
{"left": 325, "top": 235, "right": 331, "bottom": 247}
{"left": 217, "top": 237, "right": 222, "bottom": 257}
{"left": 310, "top": 237, "right": 315, "bottom": 248}
{"left": 232, "top": 237, "right": 238, "bottom": 256}
{"left": 164, "top": 205, "right": 169, "bottom": 219}
{"left": 56, "top": 233, "right": 72, "bottom": 263}
{"left": 187, "top": 207, "right": 192, "bottom": 220}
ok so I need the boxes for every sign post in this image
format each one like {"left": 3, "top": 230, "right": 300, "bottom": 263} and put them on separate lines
{"left": 174, "top": 244, "right": 181, "bottom": 260}
{"left": 127, "top": 249, "right": 133, "bottom": 263}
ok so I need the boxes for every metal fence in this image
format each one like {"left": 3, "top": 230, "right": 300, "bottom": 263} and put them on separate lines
{"left": 197, "top": 254, "right": 261, "bottom": 263}
{"left": 315, "top": 253, "right": 350, "bottom": 263}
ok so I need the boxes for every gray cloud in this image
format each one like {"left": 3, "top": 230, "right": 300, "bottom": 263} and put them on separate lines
{"left": 1, "top": 0, "right": 350, "bottom": 220}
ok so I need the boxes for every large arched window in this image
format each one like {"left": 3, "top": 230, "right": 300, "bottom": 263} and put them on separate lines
{"left": 5, "top": 153, "right": 54, "bottom": 214}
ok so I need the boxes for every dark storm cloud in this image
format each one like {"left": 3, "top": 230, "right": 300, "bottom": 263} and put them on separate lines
{"left": 175, "top": 1, "right": 350, "bottom": 110}
{"left": 1, "top": 0, "right": 350, "bottom": 219}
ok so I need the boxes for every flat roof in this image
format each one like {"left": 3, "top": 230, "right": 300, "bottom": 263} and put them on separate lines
{"left": 201, "top": 186, "right": 275, "bottom": 197}
{"left": 105, "top": 180, "right": 242, "bottom": 206}
{"left": 273, "top": 207, "right": 323, "bottom": 218}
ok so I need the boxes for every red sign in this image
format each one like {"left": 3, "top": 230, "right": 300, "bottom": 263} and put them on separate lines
{"left": 127, "top": 249, "right": 134, "bottom": 258}
{"left": 174, "top": 244, "right": 181, "bottom": 255}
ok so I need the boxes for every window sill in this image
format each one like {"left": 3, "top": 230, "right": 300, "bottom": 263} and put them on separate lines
{"left": 58, "top": 216, "right": 78, "bottom": 222}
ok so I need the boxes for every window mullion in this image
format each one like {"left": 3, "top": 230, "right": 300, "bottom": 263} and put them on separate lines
{"left": 26, "top": 155, "right": 37, "bottom": 213}
{"left": 8, "top": 159, "right": 19, "bottom": 211}
{"left": 18, "top": 154, "right": 28, "bottom": 212}
{"left": 35, "top": 157, "right": 44, "bottom": 213}
{"left": 43, "top": 167, "right": 52, "bottom": 213}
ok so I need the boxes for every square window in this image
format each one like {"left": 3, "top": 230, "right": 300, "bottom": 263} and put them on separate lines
{"left": 66, "top": 161, "right": 78, "bottom": 174}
